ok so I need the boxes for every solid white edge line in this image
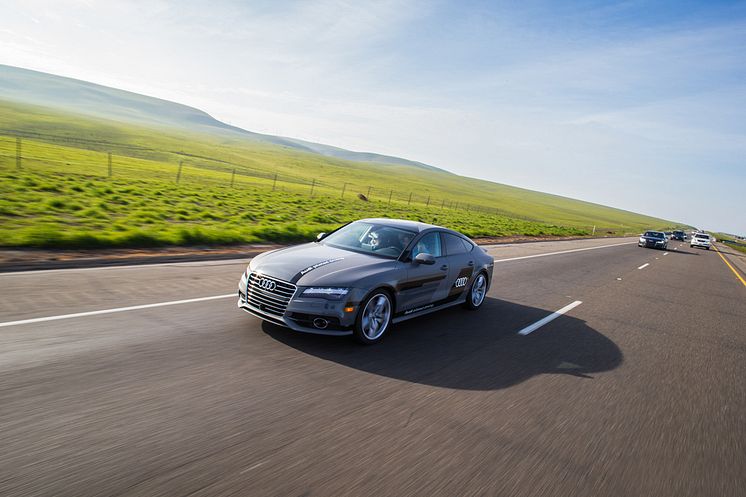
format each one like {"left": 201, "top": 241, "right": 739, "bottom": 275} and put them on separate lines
{"left": 0, "top": 294, "right": 236, "bottom": 328}
{"left": 638, "top": 263, "right": 650, "bottom": 269}
{"left": 493, "top": 241, "right": 633, "bottom": 263}
{"left": 0, "top": 258, "right": 254, "bottom": 277}
{"left": 518, "top": 301, "right": 583, "bottom": 336}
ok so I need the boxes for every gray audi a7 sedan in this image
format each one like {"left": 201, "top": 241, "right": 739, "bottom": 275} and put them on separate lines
{"left": 238, "top": 218, "right": 494, "bottom": 344}
{"left": 638, "top": 230, "right": 668, "bottom": 249}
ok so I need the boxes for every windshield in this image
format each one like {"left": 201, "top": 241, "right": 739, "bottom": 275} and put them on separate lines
{"left": 696, "top": 234, "right": 710, "bottom": 239}
{"left": 644, "top": 231, "right": 664, "bottom": 238}
{"left": 322, "top": 222, "right": 416, "bottom": 259}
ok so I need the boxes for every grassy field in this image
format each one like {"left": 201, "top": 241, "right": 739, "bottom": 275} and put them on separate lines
{"left": 0, "top": 169, "right": 589, "bottom": 248}
{"left": 714, "top": 233, "right": 746, "bottom": 255}
{"left": 0, "top": 99, "right": 685, "bottom": 249}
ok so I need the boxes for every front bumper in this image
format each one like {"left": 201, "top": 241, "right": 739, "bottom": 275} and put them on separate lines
{"left": 691, "top": 241, "right": 711, "bottom": 248}
{"left": 237, "top": 278, "right": 366, "bottom": 336}
{"left": 237, "top": 296, "right": 352, "bottom": 336}
{"left": 640, "top": 240, "right": 666, "bottom": 248}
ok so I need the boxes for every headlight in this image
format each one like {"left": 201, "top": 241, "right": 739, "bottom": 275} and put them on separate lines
{"left": 639, "top": 237, "right": 645, "bottom": 242}
{"left": 300, "top": 287, "right": 350, "bottom": 300}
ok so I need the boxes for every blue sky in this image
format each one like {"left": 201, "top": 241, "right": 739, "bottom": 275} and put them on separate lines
{"left": 1, "top": 0, "right": 745, "bottom": 233}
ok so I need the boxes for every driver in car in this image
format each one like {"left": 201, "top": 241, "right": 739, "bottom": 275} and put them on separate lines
{"left": 397, "top": 232, "right": 414, "bottom": 252}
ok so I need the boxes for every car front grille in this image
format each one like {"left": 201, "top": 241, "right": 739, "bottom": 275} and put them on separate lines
{"left": 245, "top": 273, "right": 297, "bottom": 316}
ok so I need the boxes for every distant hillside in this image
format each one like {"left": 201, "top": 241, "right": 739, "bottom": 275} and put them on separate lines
{"left": 0, "top": 64, "right": 448, "bottom": 173}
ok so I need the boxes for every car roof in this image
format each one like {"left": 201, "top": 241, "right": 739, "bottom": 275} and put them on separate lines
{"left": 358, "top": 218, "right": 447, "bottom": 233}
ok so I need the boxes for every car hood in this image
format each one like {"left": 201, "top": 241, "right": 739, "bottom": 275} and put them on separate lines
{"left": 641, "top": 236, "right": 665, "bottom": 241}
{"left": 249, "top": 242, "right": 398, "bottom": 286}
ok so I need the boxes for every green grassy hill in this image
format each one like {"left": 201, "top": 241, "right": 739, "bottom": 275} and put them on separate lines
{"left": 0, "top": 77, "right": 687, "bottom": 249}
{"left": 0, "top": 64, "right": 448, "bottom": 172}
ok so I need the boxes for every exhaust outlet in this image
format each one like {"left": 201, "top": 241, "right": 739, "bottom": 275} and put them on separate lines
{"left": 312, "top": 318, "right": 329, "bottom": 329}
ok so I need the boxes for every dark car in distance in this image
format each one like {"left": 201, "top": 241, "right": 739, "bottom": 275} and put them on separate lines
{"left": 638, "top": 231, "right": 668, "bottom": 249}
{"left": 672, "top": 230, "right": 686, "bottom": 241}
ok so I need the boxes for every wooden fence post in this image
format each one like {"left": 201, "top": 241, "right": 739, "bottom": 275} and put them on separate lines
{"left": 15, "top": 137, "right": 21, "bottom": 170}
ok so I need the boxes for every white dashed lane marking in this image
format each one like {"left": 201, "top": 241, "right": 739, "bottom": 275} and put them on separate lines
{"left": 517, "top": 301, "right": 583, "bottom": 336}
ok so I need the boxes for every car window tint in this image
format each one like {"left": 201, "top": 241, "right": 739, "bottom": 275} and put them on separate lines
{"left": 412, "top": 232, "right": 443, "bottom": 258}
{"left": 444, "top": 233, "right": 468, "bottom": 255}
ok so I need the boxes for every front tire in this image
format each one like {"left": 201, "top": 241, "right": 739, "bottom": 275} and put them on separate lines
{"left": 353, "top": 291, "right": 393, "bottom": 344}
{"left": 464, "top": 272, "right": 488, "bottom": 310}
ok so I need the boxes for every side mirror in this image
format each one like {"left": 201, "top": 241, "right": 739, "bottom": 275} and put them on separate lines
{"left": 316, "top": 232, "right": 326, "bottom": 242}
{"left": 414, "top": 252, "right": 436, "bottom": 265}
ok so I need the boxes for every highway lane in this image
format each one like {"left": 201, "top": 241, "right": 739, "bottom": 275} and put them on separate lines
{"left": 0, "top": 237, "right": 634, "bottom": 323}
{"left": 1, "top": 237, "right": 744, "bottom": 496}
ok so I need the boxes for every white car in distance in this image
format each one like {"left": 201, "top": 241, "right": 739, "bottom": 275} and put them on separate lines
{"left": 690, "top": 233, "right": 711, "bottom": 250}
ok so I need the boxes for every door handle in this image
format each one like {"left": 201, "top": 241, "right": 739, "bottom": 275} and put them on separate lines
{"left": 440, "top": 264, "right": 448, "bottom": 271}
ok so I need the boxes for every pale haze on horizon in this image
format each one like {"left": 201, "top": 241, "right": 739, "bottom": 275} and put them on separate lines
{"left": 1, "top": 0, "right": 744, "bottom": 234}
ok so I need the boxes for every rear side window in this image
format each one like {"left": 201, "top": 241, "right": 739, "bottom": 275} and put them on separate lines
{"left": 444, "top": 233, "right": 469, "bottom": 255}
{"left": 412, "top": 232, "right": 443, "bottom": 258}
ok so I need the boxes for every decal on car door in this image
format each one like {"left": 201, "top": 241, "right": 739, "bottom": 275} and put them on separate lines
{"left": 447, "top": 267, "right": 474, "bottom": 299}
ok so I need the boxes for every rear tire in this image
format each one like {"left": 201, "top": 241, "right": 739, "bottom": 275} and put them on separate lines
{"left": 353, "top": 290, "right": 393, "bottom": 345}
{"left": 464, "top": 272, "right": 488, "bottom": 310}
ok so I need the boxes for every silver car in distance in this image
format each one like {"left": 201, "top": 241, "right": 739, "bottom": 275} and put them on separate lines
{"left": 238, "top": 218, "right": 495, "bottom": 344}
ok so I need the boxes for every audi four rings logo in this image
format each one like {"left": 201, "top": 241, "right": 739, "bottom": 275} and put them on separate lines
{"left": 454, "top": 277, "right": 468, "bottom": 288}
{"left": 256, "top": 278, "right": 277, "bottom": 291}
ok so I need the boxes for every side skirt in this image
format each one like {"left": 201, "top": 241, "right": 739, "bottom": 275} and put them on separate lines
{"left": 392, "top": 297, "right": 467, "bottom": 324}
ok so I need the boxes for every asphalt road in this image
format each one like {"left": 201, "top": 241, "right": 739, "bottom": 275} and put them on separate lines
{"left": 1, "top": 237, "right": 744, "bottom": 497}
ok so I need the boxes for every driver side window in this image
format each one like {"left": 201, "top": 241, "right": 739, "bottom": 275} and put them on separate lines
{"left": 411, "top": 232, "right": 443, "bottom": 258}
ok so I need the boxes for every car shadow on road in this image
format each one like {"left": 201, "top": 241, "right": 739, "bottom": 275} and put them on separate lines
{"left": 639, "top": 246, "right": 698, "bottom": 255}
{"left": 663, "top": 247, "right": 700, "bottom": 255}
{"left": 262, "top": 297, "right": 623, "bottom": 391}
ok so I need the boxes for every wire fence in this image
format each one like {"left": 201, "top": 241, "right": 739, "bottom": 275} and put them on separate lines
{"left": 0, "top": 132, "right": 634, "bottom": 236}
{"left": 0, "top": 133, "right": 552, "bottom": 220}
